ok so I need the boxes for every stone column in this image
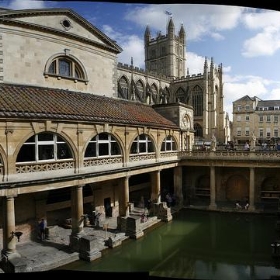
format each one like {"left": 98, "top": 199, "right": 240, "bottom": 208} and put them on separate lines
{"left": 249, "top": 167, "right": 256, "bottom": 211}
{"left": 174, "top": 166, "right": 183, "bottom": 207}
{"left": 151, "top": 170, "right": 161, "bottom": 203}
{"left": 209, "top": 166, "right": 217, "bottom": 209}
{"left": 2, "top": 196, "right": 20, "bottom": 259}
{"left": 119, "top": 176, "right": 130, "bottom": 217}
{"left": 70, "top": 185, "right": 84, "bottom": 251}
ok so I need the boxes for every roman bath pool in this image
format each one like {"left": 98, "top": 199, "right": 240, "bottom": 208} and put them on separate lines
{"left": 56, "top": 209, "right": 280, "bottom": 279}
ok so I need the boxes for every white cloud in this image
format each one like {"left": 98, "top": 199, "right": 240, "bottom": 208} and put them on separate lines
{"left": 186, "top": 52, "right": 205, "bottom": 75}
{"left": 125, "top": 4, "right": 246, "bottom": 41}
{"left": 242, "top": 10, "right": 280, "bottom": 30}
{"left": 242, "top": 27, "right": 280, "bottom": 57}
{"left": 223, "top": 75, "right": 270, "bottom": 119}
{"left": 241, "top": 10, "right": 280, "bottom": 57}
{"left": 6, "top": 0, "right": 46, "bottom": 9}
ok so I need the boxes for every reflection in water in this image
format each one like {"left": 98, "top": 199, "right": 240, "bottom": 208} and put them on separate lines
{"left": 57, "top": 210, "right": 280, "bottom": 279}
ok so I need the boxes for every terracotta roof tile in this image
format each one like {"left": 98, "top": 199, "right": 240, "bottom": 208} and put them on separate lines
{"left": 0, "top": 84, "right": 178, "bottom": 129}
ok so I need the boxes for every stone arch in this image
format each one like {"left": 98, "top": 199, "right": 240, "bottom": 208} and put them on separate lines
{"left": 225, "top": 174, "right": 249, "bottom": 202}
{"left": 261, "top": 176, "right": 279, "bottom": 191}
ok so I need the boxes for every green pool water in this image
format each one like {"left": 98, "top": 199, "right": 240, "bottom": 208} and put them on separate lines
{"left": 56, "top": 209, "right": 280, "bottom": 279}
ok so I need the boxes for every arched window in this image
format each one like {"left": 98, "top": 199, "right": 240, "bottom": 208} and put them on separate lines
{"left": 16, "top": 133, "right": 72, "bottom": 163}
{"left": 175, "top": 87, "right": 185, "bottom": 103}
{"left": 135, "top": 80, "right": 145, "bottom": 102}
{"left": 85, "top": 133, "right": 121, "bottom": 158}
{"left": 150, "top": 83, "right": 158, "bottom": 104}
{"left": 118, "top": 76, "right": 129, "bottom": 99}
{"left": 192, "top": 85, "right": 203, "bottom": 116}
{"left": 45, "top": 55, "right": 86, "bottom": 81}
{"left": 161, "top": 135, "right": 177, "bottom": 151}
{"left": 130, "top": 134, "right": 154, "bottom": 154}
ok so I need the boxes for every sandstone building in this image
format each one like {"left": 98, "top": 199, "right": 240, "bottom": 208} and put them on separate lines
{"left": 232, "top": 95, "right": 280, "bottom": 149}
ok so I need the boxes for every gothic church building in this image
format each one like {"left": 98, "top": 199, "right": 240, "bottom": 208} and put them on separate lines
{"left": 117, "top": 17, "right": 227, "bottom": 145}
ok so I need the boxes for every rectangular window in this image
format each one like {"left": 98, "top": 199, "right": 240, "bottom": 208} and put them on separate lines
{"left": 259, "top": 115, "right": 263, "bottom": 122}
{"left": 274, "top": 116, "right": 278, "bottom": 123}
{"left": 245, "top": 115, "right": 249, "bottom": 121}
{"left": 237, "top": 127, "right": 241, "bottom": 136}
{"left": 274, "top": 129, "right": 278, "bottom": 138}
{"left": 237, "top": 116, "right": 241, "bottom": 122}
{"left": 237, "top": 105, "right": 241, "bottom": 111}
{"left": 245, "top": 127, "right": 249, "bottom": 136}
{"left": 267, "top": 115, "right": 271, "bottom": 122}
{"left": 259, "top": 129, "right": 264, "bottom": 138}
{"left": 266, "top": 128, "right": 271, "bottom": 138}
{"left": 245, "top": 105, "right": 250, "bottom": 110}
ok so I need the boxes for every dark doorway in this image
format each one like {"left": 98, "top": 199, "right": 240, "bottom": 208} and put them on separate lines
{"left": 104, "top": 197, "right": 112, "bottom": 217}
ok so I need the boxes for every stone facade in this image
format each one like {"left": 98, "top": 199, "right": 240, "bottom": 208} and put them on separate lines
{"left": 233, "top": 95, "right": 280, "bottom": 148}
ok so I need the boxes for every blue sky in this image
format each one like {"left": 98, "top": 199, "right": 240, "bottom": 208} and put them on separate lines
{"left": 1, "top": 1, "right": 280, "bottom": 121}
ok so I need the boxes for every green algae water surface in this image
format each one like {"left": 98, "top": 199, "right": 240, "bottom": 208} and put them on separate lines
{"left": 56, "top": 209, "right": 280, "bottom": 279}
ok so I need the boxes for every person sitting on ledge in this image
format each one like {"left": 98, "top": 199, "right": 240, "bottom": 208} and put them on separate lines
{"left": 235, "top": 201, "right": 242, "bottom": 209}
{"left": 244, "top": 201, "right": 249, "bottom": 210}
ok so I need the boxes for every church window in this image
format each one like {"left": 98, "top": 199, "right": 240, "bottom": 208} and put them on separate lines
{"left": 194, "top": 123, "right": 203, "bottom": 137}
{"left": 192, "top": 85, "right": 203, "bottom": 116}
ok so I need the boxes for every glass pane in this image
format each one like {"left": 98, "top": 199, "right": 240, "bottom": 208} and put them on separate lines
{"left": 139, "top": 143, "right": 146, "bottom": 153}
{"left": 85, "top": 143, "right": 96, "bottom": 158}
{"left": 148, "top": 142, "right": 154, "bottom": 152}
{"left": 59, "top": 59, "right": 70, "bottom": 76}
{"left": 57, "top": 136, "right": 65, "bottom": 143}
{"left": 166, "top": 142, "right": 171, "bottom": 151}
{"left": 98, "top": 133, "right": 109, "bottom": 140}
{"left": 48, "top": 61, "right": 56, "bottom": 74}
{"left": 38, "top": 133, "right": 53, "bottom": 141}
{"left": 99, "top": 143, "right": 109, "bottom": 156}
{"left": 111, "top": 142, "right": 121, "bottom": 155}
{"left": 130, "top": 142, "right": 138, "bottom": 154}
{"left": 57, "top": 143, "right": 72, "bottom": 159}
{"left": 38, "top": 145, "right": 54, "bottom": 160}
{"left": 16, "top": 145, "right": 35, "bottom": 162}
{"left": 25, "top": 135, "right": 36, "bottom": 143}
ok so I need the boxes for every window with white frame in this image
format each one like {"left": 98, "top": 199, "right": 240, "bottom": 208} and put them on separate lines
{"left": 245, "top": 127, "right": 250, "bottom": 136}
{"left": 237, "top": 128, "right": 241, "bottom": 136}
{"left": 237, "top": 105, "right": 241, "bottom": 111}
{"left": 245, "top": 105, "right": 250, "bottom": 110}
{"left": 237, "top": 115, "right": 241, "bottom": 122}
{"left": 16, "top": 133, "right": 72, "bottom": 162}
{"left": 259, "top": 115, "right": 263, "bottom": 122}
{"left": 274, "top": 129, "right": 278, "bottom": 138}
{"left": 267, "top": 115, "right": 271, "bottom": 122}
{"left": 245, "top": 115, "right": 249, "bottom": 121}
{"left": 161, "top": 135, "right": 177, "bottom": 151}
{"left": 85, "top": 133, "right": 121, "bottom": 158}
{"left": 274, "top": 116, "right": 278, "bottom": 123}
{"left": 130, "top": 134, "right": 154, "bottom": 154}
{"left": 266, "top": 128, "right": 271, "bottom": 138}
{"left": 259, "top": 129, "right": 264, "bottom": 138}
